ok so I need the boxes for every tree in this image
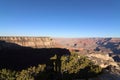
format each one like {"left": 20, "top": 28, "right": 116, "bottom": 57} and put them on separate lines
{"left": 60, "top": 52, "right": 102, "bottom": 80}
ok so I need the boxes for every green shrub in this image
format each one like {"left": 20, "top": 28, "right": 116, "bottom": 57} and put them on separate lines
{"left": 0, "top": 69, "right": 16, "bottom": 80}
{"left": 61, "top": 52, "right": 102, "bottom": 80}
{"left": 0, "top": 64, "right": 46, "bottom": 80}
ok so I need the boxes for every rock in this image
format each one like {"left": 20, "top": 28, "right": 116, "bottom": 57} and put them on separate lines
{"left": 86, "top": 53, "right": 118, "bottom": 68}
{"left": 0, "top": 36, "right": 55, "bottom": 48}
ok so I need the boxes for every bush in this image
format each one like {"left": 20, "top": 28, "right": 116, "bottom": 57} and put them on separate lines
{"left": 61, "top": 52, "right": 102, "bottom": 80}
{"left": 0, "top": 69, "right": 16, "bottom": 80}
{"left": 0, "top": 64, "right": 46, "bottom": 80}
{"left": 0, "top": 52, "right": 102, "bottom": 80}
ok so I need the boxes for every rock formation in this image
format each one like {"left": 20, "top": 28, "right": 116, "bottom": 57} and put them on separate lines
{"left": 0, "top": 36, "right": 55, "bottom": 48}
{"left": 86, "top": 53, "right": 118, "bottom": 68}
{"left": 54, "top": 38, "right": 120, "bottom": 62}
{"left": 54, "top": 38, "right": 120, "bottom": 52}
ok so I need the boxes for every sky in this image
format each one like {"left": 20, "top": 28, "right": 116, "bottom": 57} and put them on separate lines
{"left": 0, "top": 0, "right": 120, "bottom": 38}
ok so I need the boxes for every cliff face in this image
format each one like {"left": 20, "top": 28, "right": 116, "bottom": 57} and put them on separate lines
{"left": 0, "top": 36, "right": 55, "bottom": 48}
{"left": 86, "top": 53, "right": 118, "bottom": 68}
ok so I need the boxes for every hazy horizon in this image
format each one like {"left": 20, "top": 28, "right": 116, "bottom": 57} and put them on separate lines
{"left": 0, "top": 35, "right": 120, "bottom": 39}
{"left": 0, "top": 0, "right": 120, "bottom": 37}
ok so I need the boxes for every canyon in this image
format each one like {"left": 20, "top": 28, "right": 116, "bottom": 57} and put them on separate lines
{"left": 0, "top": 37, "right": 120, "bottom": 52}
{"left": 0, "top": 36, "right": 120, "bottom": 80}
{"left": 0, "top": 37, "right": 120, "bottom": 64}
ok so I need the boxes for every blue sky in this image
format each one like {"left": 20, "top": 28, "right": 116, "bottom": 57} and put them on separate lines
{"left": 0, "top": 0, "right": 120, "bottom": 37}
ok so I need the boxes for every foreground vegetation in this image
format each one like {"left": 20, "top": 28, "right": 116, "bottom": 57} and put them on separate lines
{"left": 0, "top": 52, "right": 102, "bottom": 80}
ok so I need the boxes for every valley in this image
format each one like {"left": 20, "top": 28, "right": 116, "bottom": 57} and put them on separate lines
{"left": 0, "top": 36, "right": 120, "bottom": 80}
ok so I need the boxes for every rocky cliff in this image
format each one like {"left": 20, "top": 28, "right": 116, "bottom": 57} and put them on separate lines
{"left": 86, "top": 53, "right": 118, "bottom": 68}
{"left": 0, "top": 36, "right": 55, "bottom": 49}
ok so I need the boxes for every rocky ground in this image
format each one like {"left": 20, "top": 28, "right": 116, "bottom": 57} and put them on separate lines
{"left": 94, "top": 66, "right": 120, "bottom": 80}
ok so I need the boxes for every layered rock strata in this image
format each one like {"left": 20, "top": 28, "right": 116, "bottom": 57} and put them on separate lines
{"left": 0, "top": 36, "right": 55, "bottom": 48}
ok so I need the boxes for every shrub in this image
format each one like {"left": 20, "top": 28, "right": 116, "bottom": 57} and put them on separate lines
{"left": 61, "top": 52, "right": 102, "bottom": 80}
{"left": 0, "top": 64, "right": 46, "bottom": 80}
{"left": 0, "top": 69, "right": 16, "bottom": 80}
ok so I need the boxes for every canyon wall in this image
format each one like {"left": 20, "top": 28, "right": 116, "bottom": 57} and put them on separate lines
{"left": 54, "top": 38, "right": 120, "bottom": 53}
{"left": 1, "top": 37, "right": 120, "bottom": 51}
{"left": 0, "top": 36, "right": 55, "bottom": 48}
